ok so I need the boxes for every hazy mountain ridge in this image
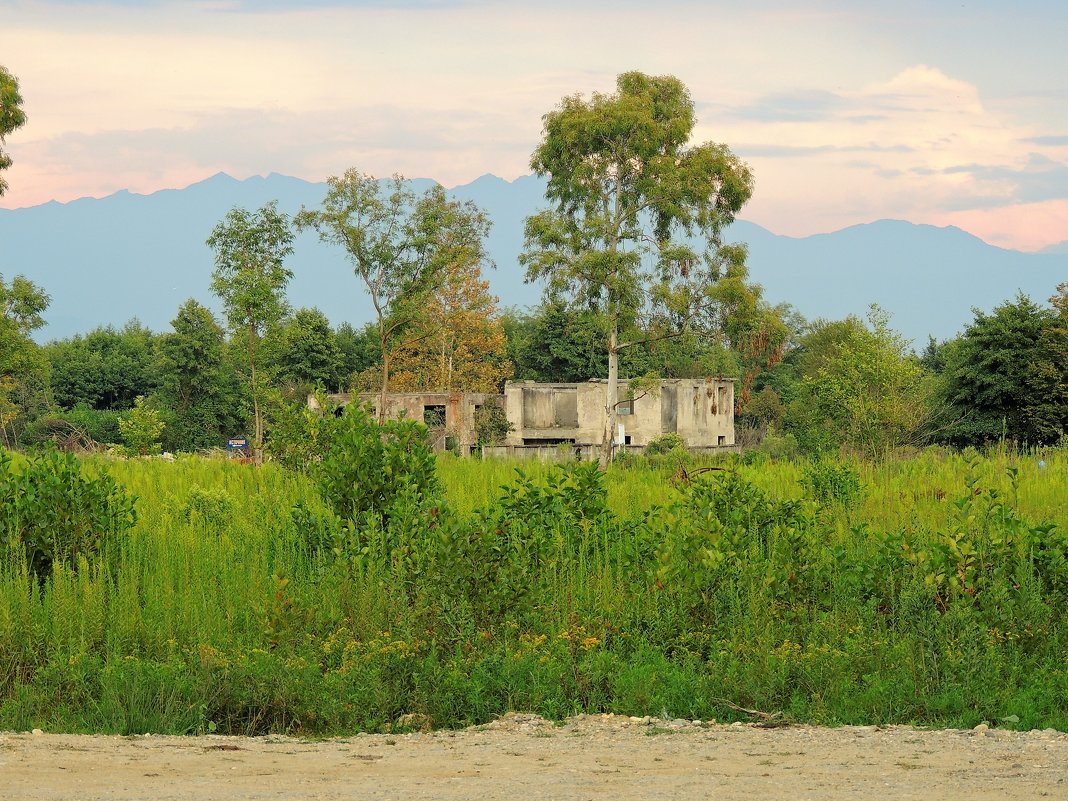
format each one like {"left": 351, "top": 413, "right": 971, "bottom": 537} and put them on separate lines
{"left": 1, "top": 172, "right": 1063, "bottom": 345}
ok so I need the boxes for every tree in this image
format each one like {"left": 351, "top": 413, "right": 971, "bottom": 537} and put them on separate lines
{"left": 296, "top": 169, "right": 491, "bottom": 422}
{"left": 46, "top": 321, "right": 160, "bottom": 411}
{"left": 936, "top": 293, "right": 1067, "bottom": 447}
{"left": 154, "top": 299, "right": 246, "bottom": 452}
{"left": 785, "top": 308, "right": 931, "bottom": 456}
{"left": 207, "top": 202, "right": 294, "bottom": 461}
{"left": 521, "top": 71, "right": 754, "bottom": 466}
{"left": 503, "top": 304, "right": 609, "bottom": 384}
{"left": 389, "top": 256, "right": 512, "bottom": 393}
{"left": 0, "top": 274, "right": 50, "bottom": 447}
{"left": 334, "top": 321, "right": 381, "bottom": 385}
{"left": 0, "top": 65, "right": 27, "bottom": 195}
{"left": 264, "top": 307, "right": 344, "bottom": 390}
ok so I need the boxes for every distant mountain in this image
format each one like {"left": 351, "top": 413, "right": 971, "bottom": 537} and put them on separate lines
{"left": 1, "top": 172, "right": 1064, "bottom": 346}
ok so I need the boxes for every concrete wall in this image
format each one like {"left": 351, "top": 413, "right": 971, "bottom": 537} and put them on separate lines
{"left": 313, "top": 377, "right": 735, "bottom": 457}
{"left": 316, "top": 391, "right": 502, "bottom": 455}
{"left": 503, "top": 378, "right": 735, "bottom": 449}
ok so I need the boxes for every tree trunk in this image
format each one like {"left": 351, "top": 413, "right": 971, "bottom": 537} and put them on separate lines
{"left": 249, "top": 326, "right": 263, "bottom": 465}
{"left": 599, "top": 321, "right": 618, "bottom": 469}
{"left": 377, "top": 317, "right": 389, "bottom": 424}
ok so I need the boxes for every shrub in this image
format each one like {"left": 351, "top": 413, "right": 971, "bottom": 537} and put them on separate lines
{"left": 644, "top": 433, "right": 685, "bottom": 456}
{"left": 118, "top": 396, "right": 164, "bottom": 456}
{"left": 474, "top": 404, "right": 512, "bottom": 448}
{"left": 800, "top": 459, "right": 862, "bottom": 509}
{"left": 315, "top": 403, "right": 439, "bottom": 528}
{"left": 0, "top": 448, "right": 137, "bottom": 580}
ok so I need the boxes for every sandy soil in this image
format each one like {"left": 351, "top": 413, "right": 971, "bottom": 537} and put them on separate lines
{"left": 3, "top": 714, "right": 1066, "bottom": 801}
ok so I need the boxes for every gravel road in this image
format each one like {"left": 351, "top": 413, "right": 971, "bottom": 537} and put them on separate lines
{"left": 3, "top": 713, "right": 1066, "bottom": 800}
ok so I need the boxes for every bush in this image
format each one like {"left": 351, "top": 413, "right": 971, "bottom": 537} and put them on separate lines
{"left": 644, "top": 433, "right": 685, "bottom": 456}
{"left": 800, "top": 459, "right": 862, "bottom": 509}
{"left": 0, "top": 448, "right": 137, "bottom": 580}
{"left": 474, "top": 404, "right": 512, "bottom": 448}
{"left": 315, "top": 403, "right": 440, "bottom": 528}
{"left": 118, "top": 396, "right": 164, "bottom": 456}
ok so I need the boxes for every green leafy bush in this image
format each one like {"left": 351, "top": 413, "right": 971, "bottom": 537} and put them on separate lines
{"left": 182, "top": 486, "right": 235, "bottom": 529}
{"left": 644, "top": 433, "right": 685, "bottom": 456}
{"left": 474, "top": 404, "right": 512, "bottom": 447}
{"left": 0, "top": 448, "right": 137, "bottom": 580}
{"left": 118, "top": 396, "right": 164, "bottom": 456}
{"left": 315, "top": 402, "right": 439, "bottom": 528}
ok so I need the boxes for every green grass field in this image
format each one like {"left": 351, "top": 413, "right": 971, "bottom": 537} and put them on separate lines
{"left": 1, "top": 445, "right": 1066, "bottom": 735}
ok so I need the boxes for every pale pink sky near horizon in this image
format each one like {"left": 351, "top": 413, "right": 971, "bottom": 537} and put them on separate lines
{"left": 2, "top": 0, "right": 1067, "bottom": 252}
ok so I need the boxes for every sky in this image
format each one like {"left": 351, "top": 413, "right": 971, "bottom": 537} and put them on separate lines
{"left": 1, "top": 0, "right": 1067, "bottom": 252}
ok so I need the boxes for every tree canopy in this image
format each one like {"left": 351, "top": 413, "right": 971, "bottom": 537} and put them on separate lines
{"left": 296, "top": 170, "right": 491, "bottom": 420}
{"left": 208, "top": 202, "right": 295, "bottom": 459}
{"left": 0, "top": 65, "right": 26, "bottom": 195}
{"left": 936, "top": 292, "right": 1067, "bottom": 447}
{"left": 521, "top": 70, "right": 755, "bottom": 465}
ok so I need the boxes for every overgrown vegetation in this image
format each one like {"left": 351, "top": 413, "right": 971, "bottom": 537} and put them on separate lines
{"left": 1, "top": 440, "right": 1065, "bottom": 736}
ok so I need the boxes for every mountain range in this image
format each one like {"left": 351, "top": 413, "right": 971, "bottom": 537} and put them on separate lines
{"left": 1, "top": 172, "right": 1064, "bottom": 347}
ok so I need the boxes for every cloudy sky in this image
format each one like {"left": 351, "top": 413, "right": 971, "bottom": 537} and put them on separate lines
{"left": 2, "top": 0, "right": 1067, "bottom": 251}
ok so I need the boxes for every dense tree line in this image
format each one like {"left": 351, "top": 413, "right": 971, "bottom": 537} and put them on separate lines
{"left": 3, "top": 273, "right": 1065, "bottom": 457}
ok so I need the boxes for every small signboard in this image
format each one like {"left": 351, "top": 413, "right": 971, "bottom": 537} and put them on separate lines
{"left": 226, "top": 437, "right": 249, "bottom": 450}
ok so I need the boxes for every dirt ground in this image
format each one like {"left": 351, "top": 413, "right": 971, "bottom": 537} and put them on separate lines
{"left": 3, "top": 713, "right": 1066, "bottom": 801}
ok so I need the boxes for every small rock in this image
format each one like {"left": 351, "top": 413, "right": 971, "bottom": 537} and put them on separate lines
{"left": 973, "top": 723, "right": 989, "bottom": 735}
{"left": 396, "top": 713, "right": 432, "bottom": 731}
{"left": 31, "top": 729, "right": 43, "bottom": 736}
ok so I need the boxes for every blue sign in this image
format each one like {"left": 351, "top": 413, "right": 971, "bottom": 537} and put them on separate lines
{"left": 226, "top": 437, "right": 249, "bottom": 450}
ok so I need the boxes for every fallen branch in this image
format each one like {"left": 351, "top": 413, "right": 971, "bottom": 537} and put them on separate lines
{"left": 712, "top": 697, "right": 785, "bottom": 725}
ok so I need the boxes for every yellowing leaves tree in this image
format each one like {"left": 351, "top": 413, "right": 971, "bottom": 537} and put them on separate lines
{"left": 296, "top": 170, "right": 492, "bottom": 422}
{"left": 389, "top": 257, "right": 512, "bottom": 393}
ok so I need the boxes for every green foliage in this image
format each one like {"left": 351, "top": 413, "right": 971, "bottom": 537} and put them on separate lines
{"left": 1, "top": 450, "right": 1067, "bottom": 735}
{"left": 0, "top": 448, "right": 136, "bottom": 580}
{"left": 46, "top": 321, "right": 161, "bottom": 411}
{"left": 118, "top": 396, "right": 164, "bottom": 456}
{"left": 295, "top": 169, "right": 491, "bottom": 420}
{"left": 208, "top": 202, "right": 295, "bottom": 455}
{"left": 182, "top": 486, "right": 235, "bottom": 529}
{"left": 154, "top": 299, "right": 246, "bottom": 453}
{"left": 800, "top": 459, "right": 862, "bottom": 509}
{"left": 264, "top": 307, "right": 344, "bottom": 390}
{"left": 0, "top": 65, "right": 27, "bottom": 195}
{"left": 522, "top": 71, "right": 755, "bottom": 465}
{"left": 334, "top": 321, "right": 381, "bottom": 384}
{"left": 315, "top": 402, "right": 440, "bottom": 528}
{"left": 657, "top": 470, "right": 823, "bottom": 616}
{"left": 644, "top": 433, "right": 685, "bottom": 456}
{"left": 473, "top": 403, "right": 512, "bottom": 447}
{"left": 22, "top": 404, "right": 122, "bottom": 448}
{"left": 786, "top": 307, "right": 930, "bottom": 456}
{"left": 936, "top": 293, "right": 1067, "bottom": 447}
{"left": 0, "top": 274, "right": 51, "bottom": 447}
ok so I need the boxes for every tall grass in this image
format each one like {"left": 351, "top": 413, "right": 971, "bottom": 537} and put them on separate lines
{"left": 1, "top": 446, "right": 1066, "bottom": 735}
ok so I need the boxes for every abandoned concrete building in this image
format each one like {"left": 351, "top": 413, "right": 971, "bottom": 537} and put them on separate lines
{"left": 314, "top": 377, "right": 736, "bottom": 459}
{"left": 310, "top": 391, "right": 500, "bottom": 456}
{"left": 495, "top": 378, "right": 735, "bottom": 457}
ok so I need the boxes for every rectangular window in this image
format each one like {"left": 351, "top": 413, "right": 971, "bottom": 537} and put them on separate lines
{"left": 423, "top": 405, "right": 446, "bottom": 427}
{"left": 617, "top": 399, "right": 634, "bottom": 416}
